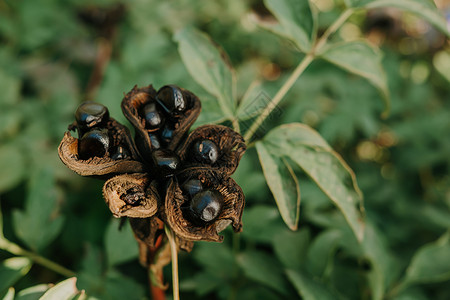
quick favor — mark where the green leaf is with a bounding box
[263,0,316,52]
[261,123,365,241]
[256,142,300,230]
[402,232,450,285]
[2,288,14,300]
[105,219,139,267]
[237,251,290,296]
[353,0,450,37]
[0,70,21,106]
[273,228,310,269]
[39,278,81,300]
[16,284,50,300]
[0,144,25,193]
[12,168,64,251]
[0,257,32,294]
[174,27,236,117]
[241,205,287,244]
[306,229,342,277]
[236,81,268,120]
[318,41,389,116]
[286,269,340,300]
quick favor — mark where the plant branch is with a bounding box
[0,237,76,278]
[242,8,355,143]
[164,226,179,300]
[243,52,314,142]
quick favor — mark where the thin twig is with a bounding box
[0,238,76,278]
[242,8,355,143]
[164,226,179,300]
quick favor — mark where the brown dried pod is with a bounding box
[58,118,145,178]
[102,173,158,218]
[177,125,246,176]
[121,85,201,157]
[163,168,244,242]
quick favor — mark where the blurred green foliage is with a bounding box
[0,0,449,299]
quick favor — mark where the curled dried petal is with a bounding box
[103,173,158,218]
[163,168,244,242]
[178,125,246,176]
[58,118,145,178]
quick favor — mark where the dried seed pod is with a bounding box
[58,118,145,178]
[75,101,110,134]
[122,85,201,153]
[163,168,244,242]
[103,173,158,218]
[178,125,246,176]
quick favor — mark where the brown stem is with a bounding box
[85,37,113,100]
[147,219,166,300]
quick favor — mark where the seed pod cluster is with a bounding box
[58,83,246,260]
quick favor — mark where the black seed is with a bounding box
[149,133,161,149]
[156,85,186,116]
[75,101,109,131]
[143,102,162,128]
[78,129,110,159]
[181,179,203,197]
[192,139,219,164]
[152,149,180,176]
[111,146,129,160]
[160,125,174,144]
[189,190,223,222]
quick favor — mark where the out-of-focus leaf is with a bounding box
[241,205,287,244]
[105,219,139,267]
[256,142,300,230]
[0,257,32,294]
[39,278,81,300]
[318,41,389,116]
[236,81,268,120]
[0,110,21,140]
[351,0,450,37]
[174,27,236,117]
[262,0,316,52]
[2,288,14,300]
[237,251,290,296]
[433,50,450,83]
[103,270,145,300]
[16,284,50,300]
[12,168,64,251]
[192,96,227,128]
[0,144,25,193]
[261,123,365,241]
[0,71,21,106]
[193,242,235,275]
[361,221,396,300]
[401,232,450,286]
[286,269,340,300]
[273,228,310,269]
[306,229,342,277]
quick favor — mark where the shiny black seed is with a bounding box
[143,102,162,128]
[181,179,203,197]
[160,125,174,144]
[152,149,180,176]
[189,190,223,223]
[78,129,110,159]
[149,133,161,149]
[111,146,129,160]
[75,101,109,130]
[156,85,186,115]
[192,139,219,164]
